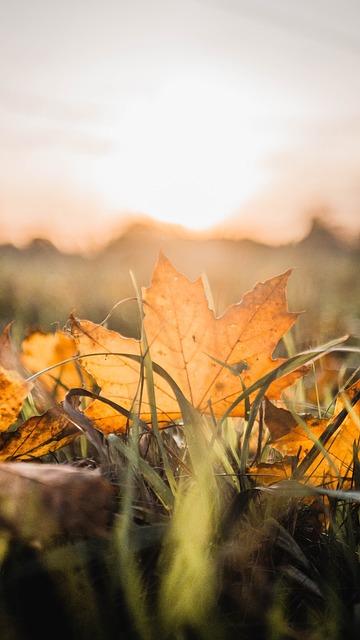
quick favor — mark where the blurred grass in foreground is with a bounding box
[0,331,359,639]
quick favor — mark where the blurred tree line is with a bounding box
[1,217,359,353]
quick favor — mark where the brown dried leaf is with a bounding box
[0,403,79,461]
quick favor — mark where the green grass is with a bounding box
[0,333,359,639]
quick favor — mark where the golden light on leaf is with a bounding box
[0,365,32,432]
[249,460,293,487]
[70,252,307,433]
[20,329,91,402]
[0,404,79,461]
[253,381,360,488]
[264,397,325,456]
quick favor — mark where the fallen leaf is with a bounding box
[253,381,360,487]
[0,365,32,431]
[0,403,79,461]
[264,397,325,453]
[249,460,293,486]
[20,329,92,404]
[70,252,306,432]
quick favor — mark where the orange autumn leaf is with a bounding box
[249,460,294,486]
[0,404,79,461]
[0,365,32,431]
[254,382,360,488]
[20,329,92,403]
[264,397,326,457]
[70,252,306,433]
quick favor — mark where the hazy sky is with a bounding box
[1,0,360,250]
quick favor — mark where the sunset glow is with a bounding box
[1,0,360,251]
[84,72,282,230]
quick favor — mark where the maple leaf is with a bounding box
[0,365,32,432]
[0,324,32,431]
[263,397,325,454]
[0,326,81,461]
[0,404,79,461]
[70,253,306,433]
[20,329,93,405]
[251,382,360,488]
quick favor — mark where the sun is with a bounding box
[82,71,279,233]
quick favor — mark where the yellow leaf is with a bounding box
[0,404,79,461]
[264,397,325,457]
[258,380,360,487]
[249,460,293,486]
[0,365,32,431]
[70,253,306,433]
[20,329,91,403]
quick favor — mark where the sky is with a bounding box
[1,0,360,252]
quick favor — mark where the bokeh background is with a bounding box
[1,0,359,352]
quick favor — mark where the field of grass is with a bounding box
[0,338,359,639]
[0,217,359,639]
